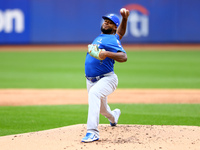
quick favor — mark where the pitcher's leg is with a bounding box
[87,86,101,136]
[100,97,115,123]
[86,73,118,136]
[99,74,118,123]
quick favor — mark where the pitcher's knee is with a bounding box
[89,88,101,99]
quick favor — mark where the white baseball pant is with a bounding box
[86,72,118,137]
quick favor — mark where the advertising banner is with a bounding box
[0,0,200,44]
[0,0,30,44]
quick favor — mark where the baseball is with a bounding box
[120,8,127,13]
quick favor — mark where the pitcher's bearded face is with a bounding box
[101,25,113,34]
[101,19,117,34]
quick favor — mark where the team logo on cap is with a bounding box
[108,14,119,26]
[108,14,114,17]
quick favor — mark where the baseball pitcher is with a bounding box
[82,8,130,142]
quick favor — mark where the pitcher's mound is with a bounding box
[0,124,200,150]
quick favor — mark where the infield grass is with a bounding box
[0,104,200,136]
[0,50,200,88]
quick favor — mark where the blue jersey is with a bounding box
[85,34,126,77]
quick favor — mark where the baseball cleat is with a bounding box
[110,122,117,126]
[81,132,99,143]
[110,109,121,126]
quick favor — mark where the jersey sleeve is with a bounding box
[104,34,126,53]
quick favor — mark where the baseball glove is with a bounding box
[88,44,105,60]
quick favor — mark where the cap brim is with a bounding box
[102,16,109,20]
[102,16,116,25]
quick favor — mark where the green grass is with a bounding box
[0,49,200,137]
[0,104,200,136]
[0,51,86,88]
[115,50,200,88]
[0,50,200,88]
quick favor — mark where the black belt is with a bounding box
[86,75,105,83]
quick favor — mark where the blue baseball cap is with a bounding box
[102,14,120,27]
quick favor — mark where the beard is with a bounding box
[101,25,114,34]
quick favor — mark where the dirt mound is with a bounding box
[0,124,200,150]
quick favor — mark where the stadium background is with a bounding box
[1,0,200,44]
